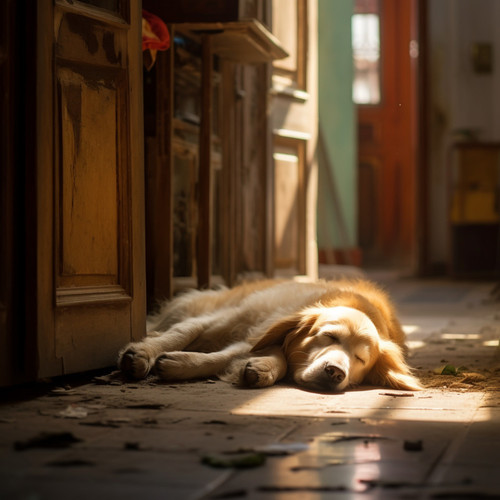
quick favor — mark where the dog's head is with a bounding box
[251,305,422,392]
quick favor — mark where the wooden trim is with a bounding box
[270,83,309,102]
[318,248,363,267]
[197,34,213,289]
[55,0,130,27]
[273,128,311,141]
[148,38,174,303]
[264,62,274,278]
[220,61,237,285]
[23,0,41,382]
[56,285,132,306]
[37,0,59,378]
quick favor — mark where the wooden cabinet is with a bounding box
[145,26,274,298]
[448,143,500,277]
[144,0,318,301]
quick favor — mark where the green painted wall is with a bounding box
[317,0,357,252]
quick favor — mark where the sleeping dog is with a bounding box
[118,279,422,392]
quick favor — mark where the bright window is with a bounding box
[352,13,381,104]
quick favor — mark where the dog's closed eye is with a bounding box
[355,354,366,365]
[325,333,341,344]
[319,326,346,344]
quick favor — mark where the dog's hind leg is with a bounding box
[153,341,250,381]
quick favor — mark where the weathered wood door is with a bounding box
[36,0,145,378]
[271,0,318,278]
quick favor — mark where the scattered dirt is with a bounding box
[418,368,500,392]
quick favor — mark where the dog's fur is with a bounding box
[118,279,422,392]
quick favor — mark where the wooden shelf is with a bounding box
[176,20,288,63]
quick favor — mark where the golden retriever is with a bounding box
[118,279,422,392]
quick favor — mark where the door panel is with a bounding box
[36,0,145,378]
[356,0,418,268]
[273,139,306,272]
[55,64,130,299]
[272,0,306,89]
[271,0,318,279]
[57,69,117,284]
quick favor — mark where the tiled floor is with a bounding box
[1,272,500,499]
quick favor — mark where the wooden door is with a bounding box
[271,0,318,279]
[356,0,418,268]
[35,0,145,378]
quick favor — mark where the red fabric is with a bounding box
[142,9,170,52]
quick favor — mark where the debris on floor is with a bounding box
[1,277,500,498]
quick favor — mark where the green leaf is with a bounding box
[436,364,458,375]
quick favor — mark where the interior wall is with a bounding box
[427,0,500,269]
[317,0,357,256]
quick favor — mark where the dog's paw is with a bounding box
[243,359,278,388]
[118,344,155,379]
[154,352,193,380]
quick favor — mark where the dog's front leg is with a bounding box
[241,346,287,388]
[118,317,209,379]
[154,341,250,381]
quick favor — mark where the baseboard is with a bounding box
[318,247,363,267]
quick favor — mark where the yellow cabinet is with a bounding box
[448,143,500,277]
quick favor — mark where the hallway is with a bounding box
[1,274,500,499]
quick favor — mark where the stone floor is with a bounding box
[1,271,500,499]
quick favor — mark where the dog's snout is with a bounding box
[325,364,346,384]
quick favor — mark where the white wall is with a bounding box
[428,0,500,267]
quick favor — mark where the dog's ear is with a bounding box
[365,339,423,391]
[250,311,315,353]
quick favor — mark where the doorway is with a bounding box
[354,0,422,270]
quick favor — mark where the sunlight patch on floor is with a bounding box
[441,333,481,340]
[402,324,420,334]
[230,386,488,423]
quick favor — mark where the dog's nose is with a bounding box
[325,364,346,384]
